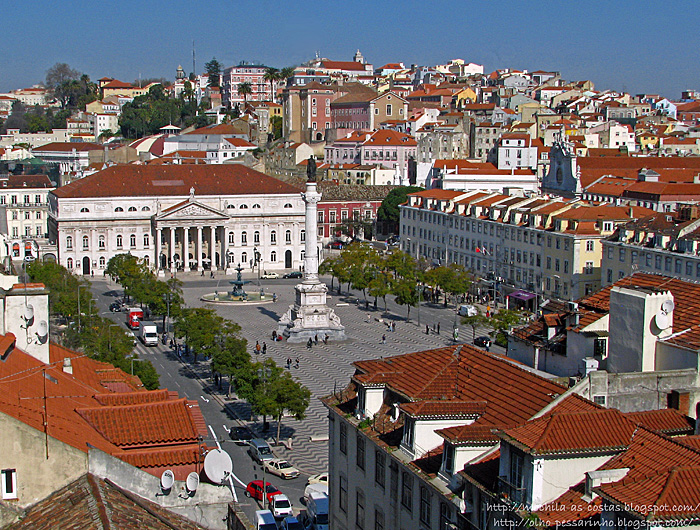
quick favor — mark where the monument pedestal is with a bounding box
[278,281,345,342]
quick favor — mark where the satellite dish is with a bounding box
[655,310,670,330]
[661,299,675,313]
[186,472,200,495]
[203,448,232,485]
[160,469,175,492]
[37,320,48,338]
[24,304,34,323]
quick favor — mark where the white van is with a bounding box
[458,304,478,317]
[305,491,329,530]
[255,509,277,530]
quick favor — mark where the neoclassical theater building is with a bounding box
[49,165,307,276]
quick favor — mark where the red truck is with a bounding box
[126,307,144,330]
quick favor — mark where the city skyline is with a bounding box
[2,0,699,98]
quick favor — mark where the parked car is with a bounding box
[306,472,328,487]
[109,302,122,312]
[269,493,293,519]
[280,515,304,530]
[474,336,492,348]
[245,480,281,505]
[229,426,253,446]
[248,438,274,463]
[260,271,279,279]
[255,510,277,530]
[282,271,302,279]
[264,458,300,479]
[327,241,343,250]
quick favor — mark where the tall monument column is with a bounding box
[278,156,345,342]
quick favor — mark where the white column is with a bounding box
[155,228,162,271]
[209,226,216,270]
[169,227,176,272]
[222,227,228,271]
[197,226,203,271]
[184,227,190,270]
[302,181,321,283]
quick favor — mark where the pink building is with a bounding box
[221,63,273,108]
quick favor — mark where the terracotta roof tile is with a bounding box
[624,409,695,436]
[401,400,487,419]
[534,481,602,527]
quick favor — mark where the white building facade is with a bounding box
[48,165,306,276]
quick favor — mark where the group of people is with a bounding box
[254,341,267,355]
[286,357,300,369]
[306,334,328,349]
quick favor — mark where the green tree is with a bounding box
[105,254,150,304]
[205,58,223,88]
[376,186,422,235]
[318,256,339,291]
[237,82,253,104]
[278,66,295,85]
[392,278,419,321]
[368,269,393,313]
[45,63,81,107]
[488,309,524,347]
[461,311,490,343]
[270,115,283,139]
[211,332,249,397]
[425,264,471,307]
[174,307,234,362]
[264,67,279,100]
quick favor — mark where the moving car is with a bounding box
[306,472,328,486]
[109,302,122,312]
[269,493,293,519]
[248,438,274,463]
[474,336,492,348]
[282,271,302,279]
[245,480,281,505]
[229,426,253,446]
[260,271,279,279]
[264,458,300,479]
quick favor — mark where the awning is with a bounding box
[508,290,536,301]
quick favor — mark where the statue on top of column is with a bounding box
[306,156,317,182]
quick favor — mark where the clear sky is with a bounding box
[2,0,699,98]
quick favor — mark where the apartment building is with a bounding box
[220,63,272,108]
[400,189,653,302]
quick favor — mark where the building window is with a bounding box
[80,207,89,213]
[116,235,123,248]
[439,503,453,530]
[586,240,594,251]
[11,211,17,220]
[401,472,412,512]
[356,490,365,529]
[254,231,260,244]
[66,236,73,249]
[241,252,247,264]
[270,251,276,262]
[1,469,17,500]
[24,211,30,220]
[228,232,234,244]
[285,230,291,243]
[98,235,105,249]
[509,451,524,503]
[585,261,594,274]
[301,230,306,242]
[443,442,455,474]
[128,206,137,212]
[241,232,247,245]
[420,486,431,526]
[375,450,385,488]
[594,337,607,357]
[67,258,73,269]
[340,422,347,454]
[356,434,365,470]
[130,234,136,248]
[339,475,348,513]
[270,230,277,244]
[35,212,41,220]
[374,509,384,530]
[403,417,414,449]
[593,395,607,406]
[82,235,89,249]
[99,256,106,267]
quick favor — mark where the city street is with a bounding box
[89,271,501,523]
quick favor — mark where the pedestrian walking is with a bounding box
[307,338,312,349]
[210,270,214,278]
[426,324,430,335]
[273,293,277,302]
[286,357,292,369]
[295,357,300,369]
[201,270,205,277]
[366,314,371,323]
[324,334,329,344]
[437,322,440,335]
[262,342,267,355]
[314,334,319,345]
[272,330,277,341]
[255,341,261,355]
[381,334,386,344]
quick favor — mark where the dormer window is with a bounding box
[402,417,415,449]
[443,442,455,474]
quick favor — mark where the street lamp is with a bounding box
[130,356,144,376]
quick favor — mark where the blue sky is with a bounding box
[2,0,699,98]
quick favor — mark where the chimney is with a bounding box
[668,390,690,416]
[63,357,73,375]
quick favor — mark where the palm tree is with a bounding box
[279,66,295,85]
[263,67,279,102]
[237,82,252,105]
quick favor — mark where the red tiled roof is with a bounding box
[33,142,103,152]
[401,400,487,419]
[408,189,464,200]
[500,409,637,455]
[321,60,366,71]
[624,409,695,435]
[363,129,417,147]
[535,482,602,527]
[678,435,700,451]
[225,137,256,147]
[51,164,301,199]
[102,79,136,89]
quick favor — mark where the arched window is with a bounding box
[143,234,150,247]
[240,204,248,209]
[241,252,247,264]
[254,231,260,244]
[80,207,89,213]
[130,234,136,248]
[284,203,293,208]
[128,206,137,212]
[252,204,261,209]
[116,235,123,247]
[115,207,124,212]
[99,256,106,267]
[226,204,235,209]
[98,235,105,249]
[144,255,149,265]
[301,230,306,242]
[285,230,291,243]
[270,231,277,244]
[228,232,234,244]
[301,250,305,260]
[241,231,247,245]
[82,235,89,249]
[66,235,73,249]
[67,258,73,269]
[142,206,150,211]
[271,251,277,262]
